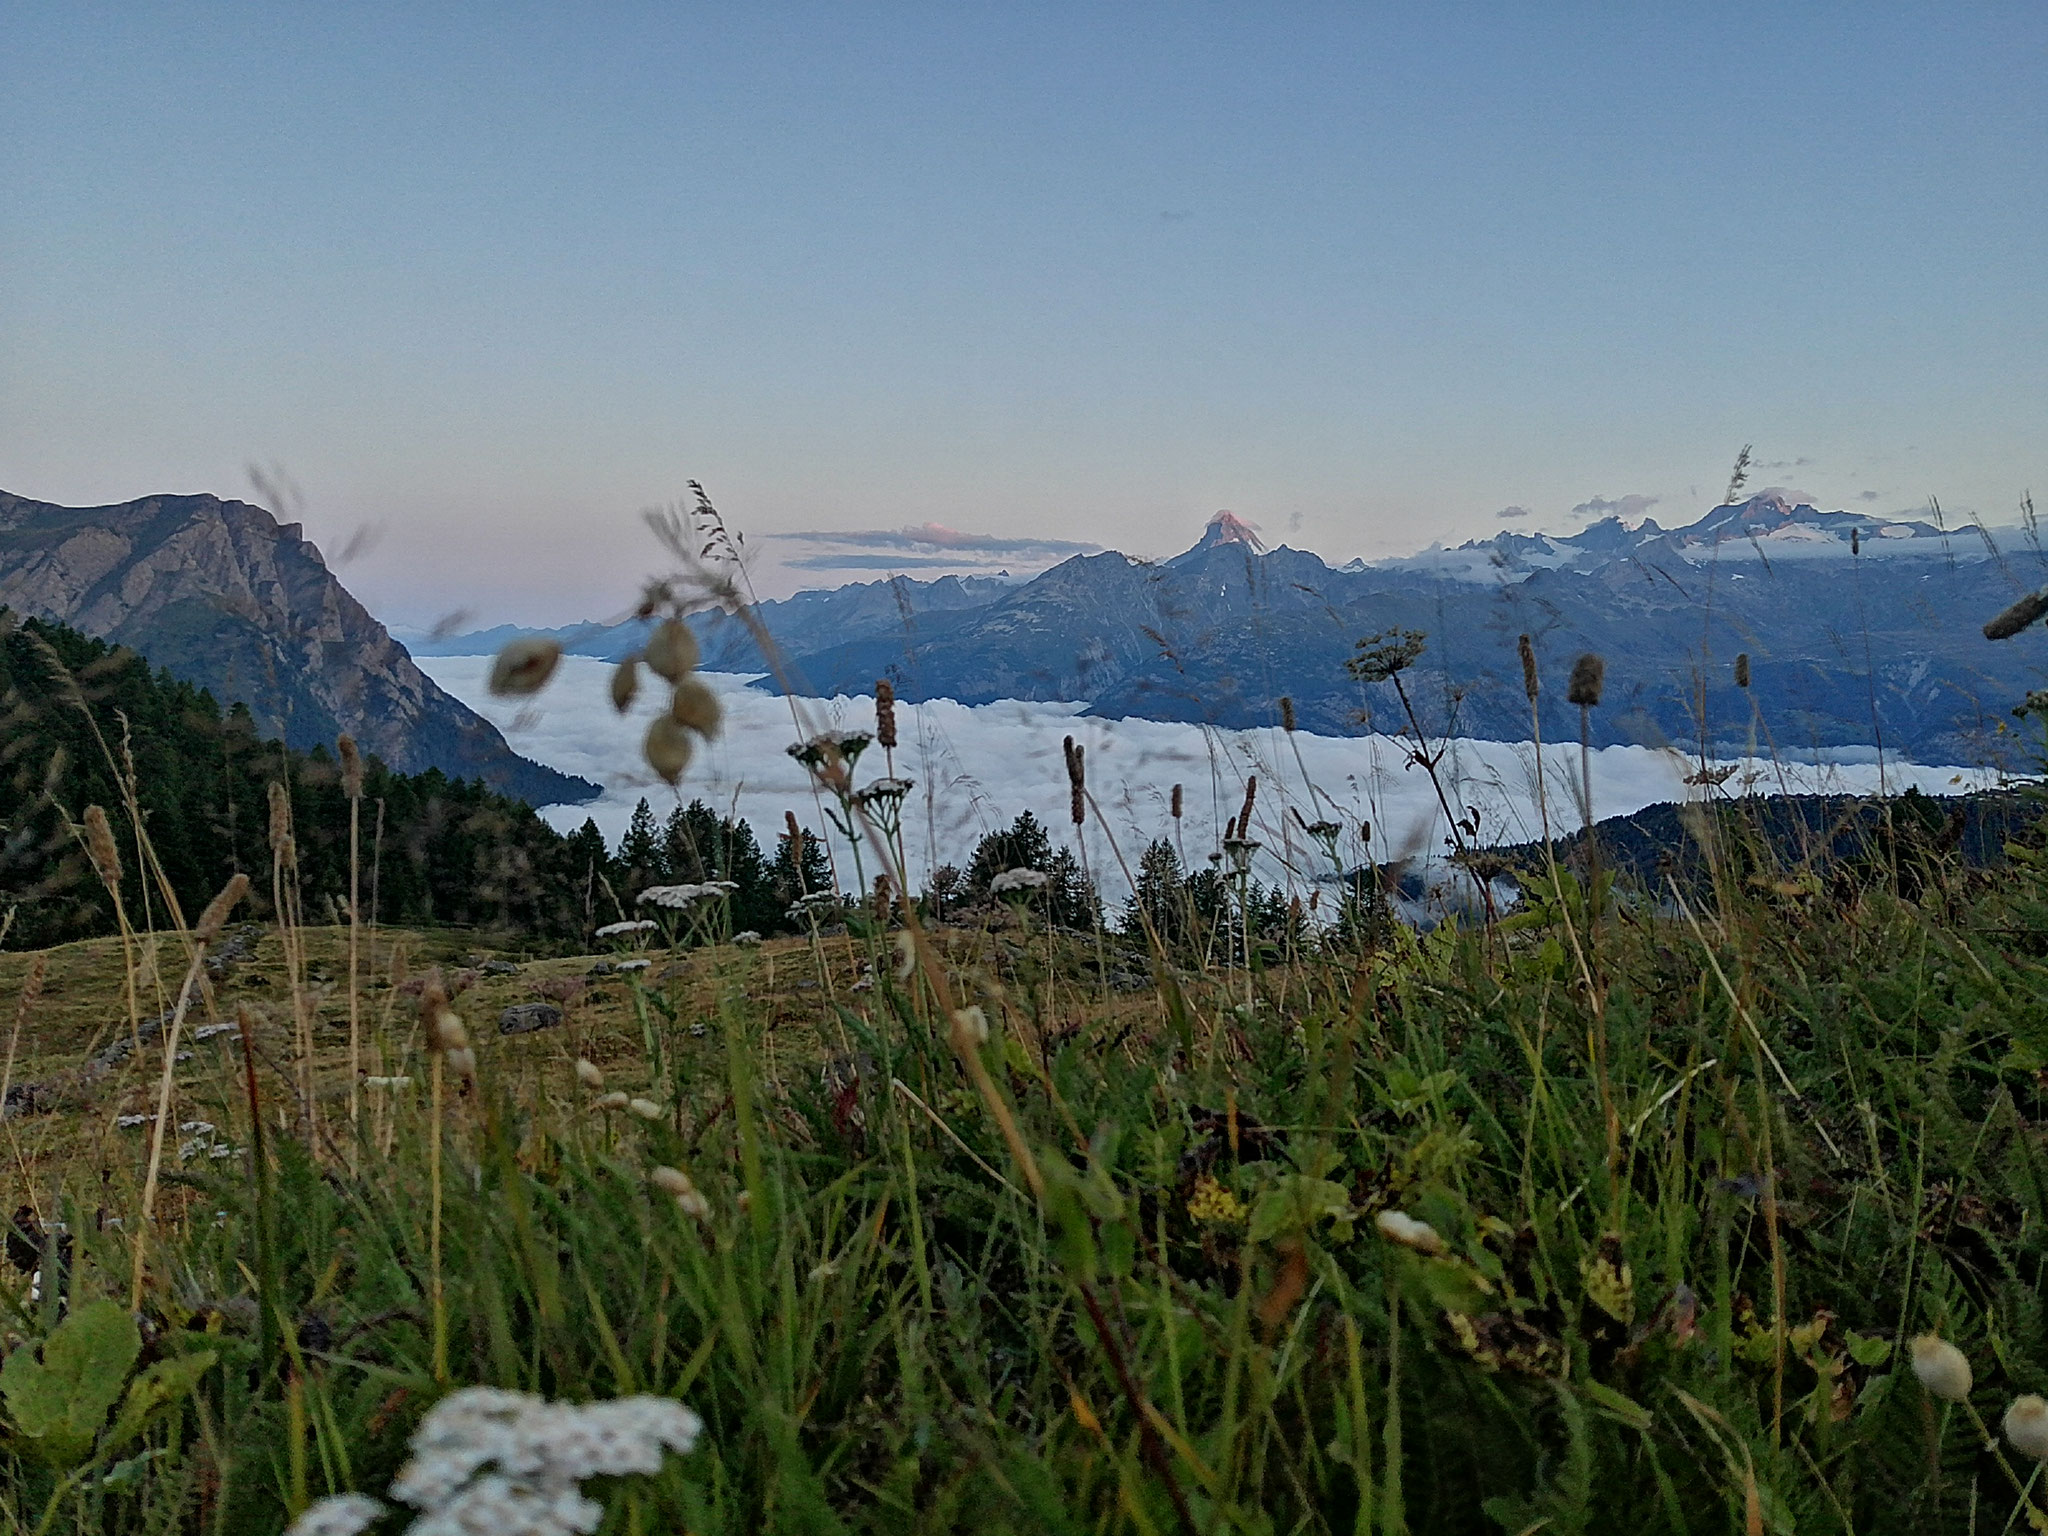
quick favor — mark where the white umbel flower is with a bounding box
[1910,1335,1973,1403]
[594,919,657,938]
[286,1493,385,1536]
[989,868,1049,894]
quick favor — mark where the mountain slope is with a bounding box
[0,491,595,805]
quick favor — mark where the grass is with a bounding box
[5,797,2048,1533]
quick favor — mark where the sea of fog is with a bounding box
[423,655,1994,899]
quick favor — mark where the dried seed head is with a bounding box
[82,804,121,892]
[267,782,294,862]
[874,679,897,749]
[628,1097,664,1121]
[575,1058,605,1091]
[1171,783,1183,820]
[488,636,562,697]
[643,618,699,682]
[785,810,801,847]
[1910,1335,1973,1403]
[337,734,364,798]
[1517,634,1539,702]
[1985,587,2048,641]
[2006,1395,2048,1460]
[1851,527,1861,556]
[427,1006,469,1055]
[1734,652,1750,689]
[643,715,694,784]
[595,1090,631,1112]
[893,930,916,980]
[1237,777,1258,840]
[1064,736,1085,826]
[444,1046,477,1080]
[1374,1209,1443,1255]
[610,656,641,714]
[669,677,723,739]
[193,872,250,943]
[1279,696,1296,732]
[950,1005,990,1048]
[1566,653,1606,708]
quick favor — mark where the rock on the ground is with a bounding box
[498,1003,564,1036]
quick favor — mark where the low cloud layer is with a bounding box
[1571,493,1660,521]
[768,523,1100,574]
[422,656,1984,900]
[1495,504,1532,520]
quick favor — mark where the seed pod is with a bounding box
[337,734,364,799]
[83,805,121,892]
[1374,1209,1444,1255]
[628,1097,664,1121]
[1170,784,1183,820]
[610,656,641,714]
[643,715,694,784]
[1566,653,1606,708]
[669,677,723,739]
[575,1058,605,1091]
[595,1090,631,1112]
[643,618,699,682]
[875,680,897,749]
[1518,634,1539,702]
[1734,653,1750,689]
[488,636,562,696]
[1985,587,2048,641]
[649,1165,694,1198]
[1910,1335,1973,1403]
[1279,696,1296,732]
[193,872,250,943]
[2007,1395,2048,1460]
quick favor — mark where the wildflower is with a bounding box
[1347,628,1426,684]
[787,729,872,774]
[609,656,640,714]
[595,1091,630,1112]
[179,1120,216,1136]
[628,1097,664,1121]
[285,1492,385,1536]
[116,1113,154,1129]
[643,618,700,682]
[488,637,562,697]
[1566,653,1605,708]
[989,868,1049,895]
[594,918,657,938]
[1186,1175,1248,1226]
[1374,1209,1445,1255]
[1910,1335,1973,1402]
[893,931,916,980]
[733,930,762,946]
[637,883,726,908]
[852,776,914,807]
[575,1059,605,1091]
[643,715,693,784]
[365,1075,414,1089]
[950,1006,990,1047]
[1986,587,2048,641]
[288,1386,704,1536]
[2006,1395,2048,1460]
[617,958,651,973]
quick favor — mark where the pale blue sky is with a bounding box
[2,3,2042,624]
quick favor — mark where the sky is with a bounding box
[3,4,2043,627]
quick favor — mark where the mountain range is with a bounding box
[431,494,2048,769]
[0,490,595,805]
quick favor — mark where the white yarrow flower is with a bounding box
[989,868,1049,894]
[286,1493,387,1536]
[594,919,657,938]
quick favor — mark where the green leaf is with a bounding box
[1248,1176,1352,1244]
[1099,1219,1136,1281]
[1845,1330,1893,1368]
[0,1300,142,1468]
[1583,1381,1653,1432]
[107,1350,217,1452]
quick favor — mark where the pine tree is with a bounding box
[662,800,725,884]
[1124,838,1188,947]
[1044,845,1100,931]
[617,798,664,892]
[771,826,834,927]
[966,811,1056,899]
[721,815,779,935]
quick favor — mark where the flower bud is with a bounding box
[489,636,562,697]
[595,1091,630,1112]
[669,678,723,738]
[644,715,694,784]
[2007,1395,2048,1460]
[575,1058,605,1091]
[1910,1334,1973,1403]
[610,657,640,714]
[643,619,699,682]
[628,1097,664,1121]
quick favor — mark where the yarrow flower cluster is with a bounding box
[988,867,1049,895]
[787,730,872,772]
[287,1387,703,1536]
[636,882,737,909]
[594,919,657,939]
